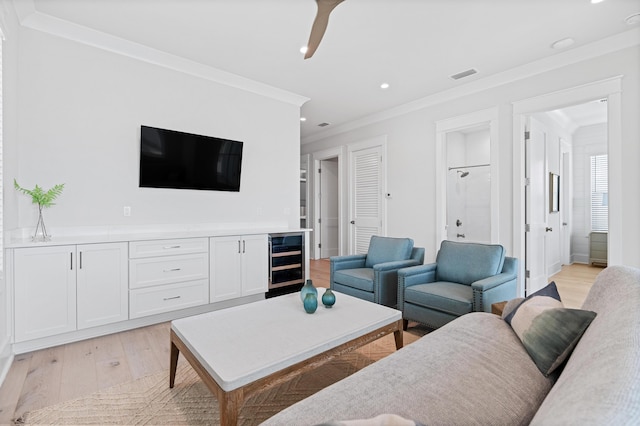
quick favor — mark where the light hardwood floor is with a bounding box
[0,260,601,424]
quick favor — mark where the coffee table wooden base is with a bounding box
[169,320,403,426]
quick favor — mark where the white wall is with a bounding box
[572,123,608,264]
[8,25,303,238]
[0,0,21,386]
[302,46,640,268]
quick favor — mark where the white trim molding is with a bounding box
[14,4,309,107]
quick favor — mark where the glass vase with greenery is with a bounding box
[14,179,65,241]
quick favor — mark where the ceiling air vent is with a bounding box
[450,68,478,80]
[317,122,331,127]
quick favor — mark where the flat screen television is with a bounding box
[139,125,243,192]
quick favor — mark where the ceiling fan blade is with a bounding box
[304,0,345,59]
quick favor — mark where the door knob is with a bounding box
[350,220,355,224]
[545,227,553,232]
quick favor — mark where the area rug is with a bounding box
[18,329,428,425]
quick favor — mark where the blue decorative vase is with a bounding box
[300,279,317,303]
[322,288,336,308]
[303,293,318,314]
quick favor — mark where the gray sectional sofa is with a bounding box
[262,265,640,425]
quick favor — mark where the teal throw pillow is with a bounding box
[504,281,597,376]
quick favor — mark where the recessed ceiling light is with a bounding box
[590,0,606,4]
[625,13,640,25]
[300,46,308,54]
[551,37,575,49]
[380,83,390,89]
[300,117,307,122]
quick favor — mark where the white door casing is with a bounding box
[348,136,387,254]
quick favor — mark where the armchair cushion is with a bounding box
[333,269,375,292]
[365,236,414,268]
[405,282,473,316]
[435,240,505,285]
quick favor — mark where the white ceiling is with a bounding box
[19,0,640,140]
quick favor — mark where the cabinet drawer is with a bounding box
[129,280,209,319]
[129,238,208,258]
[129,253,208,289]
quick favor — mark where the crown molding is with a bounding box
[14,2,309,107]
[301,27,640,145]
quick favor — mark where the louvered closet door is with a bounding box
[349,145,384,254]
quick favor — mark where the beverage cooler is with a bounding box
[268,232,305,296]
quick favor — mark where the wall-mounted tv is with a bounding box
[139,125,243,192]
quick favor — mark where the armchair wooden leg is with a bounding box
[402,319,408,331]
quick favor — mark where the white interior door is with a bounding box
[319,158,339,258]
[349,144,384,254]
[525,117,549,295]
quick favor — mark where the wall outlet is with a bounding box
[123,206,131,217]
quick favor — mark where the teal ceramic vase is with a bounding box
[300,279,317,303]
[303,292,318,314]
[322,288,336,308]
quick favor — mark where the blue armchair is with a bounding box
[330,236,425,308]
[398,240,518,330]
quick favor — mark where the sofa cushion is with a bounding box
[333,269,375,292]
[504,281,597,376]
[404,282,473,316]
[435,241,505,285]
[262,313,554,426]
[364,236,414,268]
[531,266,640,425]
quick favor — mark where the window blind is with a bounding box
[590,154,608,232]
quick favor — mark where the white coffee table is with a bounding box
[169,289,403,426]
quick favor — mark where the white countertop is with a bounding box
[171,289,401,392]
[6,226,312,248]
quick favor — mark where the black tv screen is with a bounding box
[139,125,243,192]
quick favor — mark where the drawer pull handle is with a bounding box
[163,295,181,301]
[163,245,181,249]
[163,268,182,272]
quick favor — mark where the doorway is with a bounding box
[513,77,621,296]
[446,126,492,243]
[436,107,500,253]
[313,147,343,260]
[319,158,339,258]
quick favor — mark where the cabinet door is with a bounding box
[14,245,77,342]
[210,236,242,302]
[241,234,268,296]
[77,242,129,329]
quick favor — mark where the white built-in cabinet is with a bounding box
[77,243,129,329]
[129,238,209,319]
[14,242,128,342]
[10,229,304,352]
[210,234,268,303]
